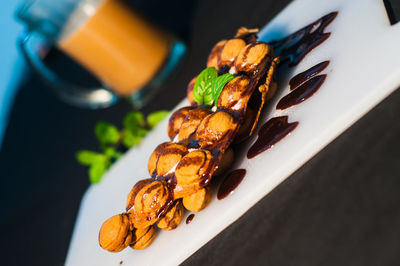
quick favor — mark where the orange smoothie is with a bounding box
[58,0,170,96]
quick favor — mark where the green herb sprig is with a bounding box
[193,67,234,106]
[76,110,169,184]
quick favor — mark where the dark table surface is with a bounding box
[1,0,400,265]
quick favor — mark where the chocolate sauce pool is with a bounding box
[186,214,195,224]
[277,74,327,110]
[217,169,246,200]
[247,116,298,159]
[289,61,330,90]
[271,12,337,66]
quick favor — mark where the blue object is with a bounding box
[0,0,27,150]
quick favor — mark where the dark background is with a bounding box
[1,0,400,265]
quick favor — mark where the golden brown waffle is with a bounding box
[98,27,279,252]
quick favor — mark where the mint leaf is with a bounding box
[123,112,145,133]
[137,127,149,137]
[113,151,123,160]
[89,160,110,184]
[193,67,218,105]
[130,127,148,139]
[104,147,123,162]
[95,121,120,145]
[104,147,117,158]
[211,73,234,104]
[203,88,215,106]
[76,150,107,166]
[122,130,146,148]
[147,111,169,128]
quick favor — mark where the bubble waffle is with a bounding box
[99,27,279,252]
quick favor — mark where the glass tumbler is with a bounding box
[17,0,186,108]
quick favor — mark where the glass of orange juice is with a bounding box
[16,0,186,108]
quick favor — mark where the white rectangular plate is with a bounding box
[66,0,400,265]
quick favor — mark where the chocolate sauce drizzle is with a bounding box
[271,12,338,66]
[247,116,298,159]
[186,214,195,224]
[183,13,337,228]
[289,61,329,90]
[217,169,246,200]
[277,74,327,110]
